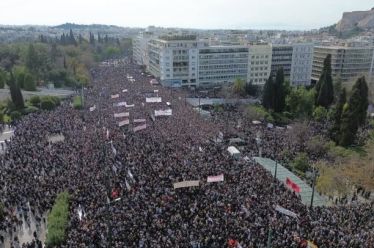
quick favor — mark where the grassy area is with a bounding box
[316,133,374,198]
[45,192,70,247]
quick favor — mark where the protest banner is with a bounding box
[114,112,129,118]
[173,180,200,189]
[207,174,224,183]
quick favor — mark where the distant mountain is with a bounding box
[53,23,122,30]
[336,7,374,32]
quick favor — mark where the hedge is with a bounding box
[45,191,70,247]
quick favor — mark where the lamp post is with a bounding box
[310,167,318,208]
[273,131,278,180]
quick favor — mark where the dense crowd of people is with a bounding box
[0,59,373,248]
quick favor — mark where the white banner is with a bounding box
[275,205,298,218]
[207,174,224,183]
[111,94,120,99]
[134,119,146,123]
[155,109,172,116]
[118,119,130,127]
[122,89,128,93]
[146,97,162,103]
[173,180,200,189]
[125,102,135,108]
[114,112,129,118]
[133,123,147,132]
[113,102,126,107]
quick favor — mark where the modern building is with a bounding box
[147,35,206,87]
[135,33,316,88]
[248,44,272,85]
[290,43,314,86]
[271,44,293,78]
[198,46,249,88]
[271,43,314,86]
[312,45,374,82]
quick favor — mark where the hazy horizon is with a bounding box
[0,0,373,30]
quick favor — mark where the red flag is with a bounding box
[286,177,301,193]
[228,239,238,248]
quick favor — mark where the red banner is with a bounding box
[286,177,301,193]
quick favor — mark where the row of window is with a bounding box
[251,61,269,65]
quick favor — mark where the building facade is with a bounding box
[198,46,249,88]
[271,44,293,78]
[135,33,316,88]
[248,44,272,85]
[290,43,314,86]
[312,45,374,82]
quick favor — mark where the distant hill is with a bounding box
[336,7,374,32]
[53,23,122,30]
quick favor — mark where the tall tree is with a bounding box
[330,88,346,141]
[339,77,369,146]
[25,44,38,73]
[315,54,334,108]
[69,29,77,45]
[355,76,369,126]
[8,72,25,109]
[274,68,286,112]
[262,76,275,110]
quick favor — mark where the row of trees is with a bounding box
[260,54,369,147]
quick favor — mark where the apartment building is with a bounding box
[312,45,374,82]
[248,44,272,85]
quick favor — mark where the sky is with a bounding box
[0,0,373,30]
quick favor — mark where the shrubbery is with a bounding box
[292,152,310,174]
[45,192,70,247]
[40,96,60,110]
[72,96,82,109]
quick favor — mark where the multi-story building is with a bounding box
[135,33,316,88]
[290,43,314,86]
[248,44,272,85]
[133,32,154,66]
[147,35,205,87]
[312,45,374,82]
[271,44,293,78]
[271,43,314,86]
[198,46,249,88]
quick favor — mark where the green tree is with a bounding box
[330,88,346,141]
[262,76,275,110]
[25,44,38,73]
[0,67,7,88]
[313,106,328,122]
[286,87,315,118]
[233,78,246,96]
[355,76,369,126]
[23,73,36,91]
[274,68,286,113]
[333,74,342,102]
[8,72,25,109]
[339,77,369,146]
[315,54,334,108]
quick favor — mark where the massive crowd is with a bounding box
[0,59,373,248]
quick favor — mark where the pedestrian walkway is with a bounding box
[253,157,328,207]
